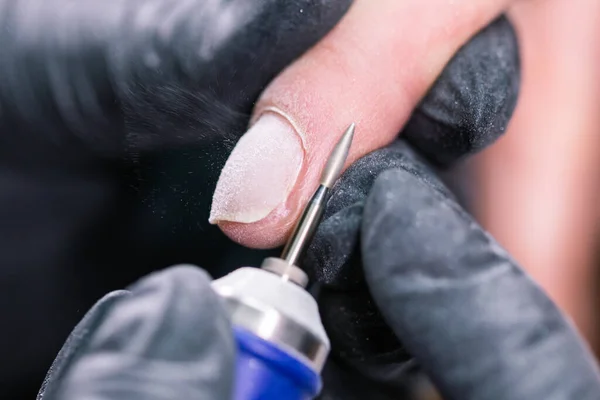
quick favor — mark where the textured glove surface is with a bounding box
[37,266,235,400]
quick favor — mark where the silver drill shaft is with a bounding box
[280,123,356,267]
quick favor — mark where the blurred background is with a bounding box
[414,1,600,397]
[472,0,600,355]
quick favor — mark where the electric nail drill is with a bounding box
[212,123,355,400]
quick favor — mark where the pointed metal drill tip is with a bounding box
[320,123,356,188]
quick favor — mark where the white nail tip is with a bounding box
[209,112,303,224]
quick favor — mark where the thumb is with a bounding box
[209,0,512,248]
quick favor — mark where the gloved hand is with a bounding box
[0,0,351,396]
[37,11,599,400]
[309,138,600,400]
[36,166,600,400]
[36,266,236,400]
[303,12,600,400]
[305,16,525,399]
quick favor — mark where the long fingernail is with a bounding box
[209,112,304,224]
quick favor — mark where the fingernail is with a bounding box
[209,112,304,224]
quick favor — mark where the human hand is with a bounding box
[210,0,519,249]
[306,140,600,398]
[2,0,518,394]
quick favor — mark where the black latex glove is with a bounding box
[304,15,600,400]
[311,137,600,400]
[37,266,236,400]
[0,0,352,396]
[363,150,600,399]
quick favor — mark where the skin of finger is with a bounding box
[362,168,600,400]
[218,0,513,248]
[53,265,235,400]
[473,0,600,348]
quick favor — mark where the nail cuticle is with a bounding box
[252,106,307,150]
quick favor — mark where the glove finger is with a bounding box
[362,167,600,400]
[48,265,234,400]
[306,142,444,396]
[404,15,520,166]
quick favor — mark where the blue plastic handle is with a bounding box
[232,326,322,400]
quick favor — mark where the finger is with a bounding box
[210,0,515,248]
[362,168,600,399]
[49,266,234,400]
[306,141,451,287]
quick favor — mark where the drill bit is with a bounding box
[280,123,356,267]
[320,123,356,189]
